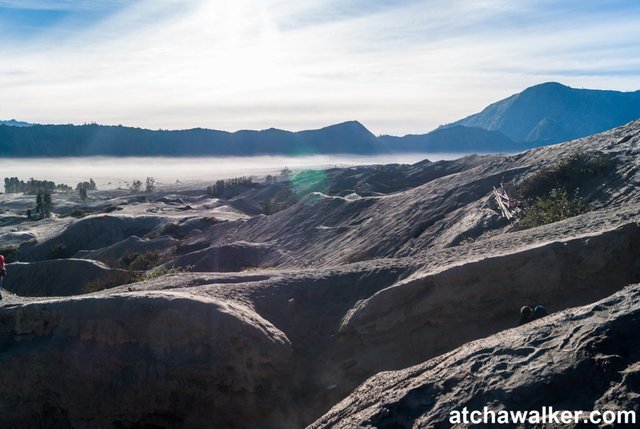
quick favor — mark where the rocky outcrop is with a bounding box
[310,284,640,428]
[0,292,292,428]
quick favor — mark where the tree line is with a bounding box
[206,176,253,197]
[4,177,72,194]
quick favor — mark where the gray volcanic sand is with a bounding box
[1,120,640,428]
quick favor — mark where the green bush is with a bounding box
[519,152,610,199]
[518,188,584,229]
[119,251,162,270]
[131,265,193,282]
[514,152,611,229]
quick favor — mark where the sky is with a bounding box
[1,0,639,136]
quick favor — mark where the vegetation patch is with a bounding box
[206,176,256,199]
[119,251,163,271]
[515,152,611,229]
[161,223,188,239]
[84,275,133,294]
[518,152,610,200]
[131,265,193,282]
[0,245,19,259]
[49,243,71,259]
[518,188,584,229]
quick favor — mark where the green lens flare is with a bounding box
[290,169,328,200]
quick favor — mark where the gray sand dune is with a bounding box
[1,120,640,427]
[73,235,178,266]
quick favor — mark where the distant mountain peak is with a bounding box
[527,81,568,89]
[323,120,368,130]
[449,83,640,143]
[314,120,377,139]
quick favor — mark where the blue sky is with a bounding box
[1,0,639,135]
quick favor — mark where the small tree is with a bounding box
[145,177,156,193]
[76,179,96,200]
[131,179,142,192]
[35,192,43,218]
[35,191,52,218]
[43,192,52,216]
[77,183,88,201]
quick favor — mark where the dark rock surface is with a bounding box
[311,284,640,428]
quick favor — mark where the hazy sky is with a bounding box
[1,0,639,135]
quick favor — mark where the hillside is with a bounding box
[0,120,386,157]
[379,125,527,153]
[311,284,640,428]
[448,82,640,143]
[1,120,640,428]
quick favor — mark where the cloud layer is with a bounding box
[1,0,639,135]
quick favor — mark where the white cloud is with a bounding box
[0,0,639,135]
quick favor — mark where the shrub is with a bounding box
[519,152,610,199]
[68,209,90,218]
[119,251,162,271]
[145,177,156,193]
[49,243,70,259]
[518,188,584,229]
[514,152,611,229]
[84,275,133,294]
[0,245,18,259]
[131,179,142,192]
[131,265,193,282]
[161,223,187,239]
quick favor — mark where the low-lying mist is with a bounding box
[0,153,466,190]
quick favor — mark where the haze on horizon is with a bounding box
[1,0,639,136]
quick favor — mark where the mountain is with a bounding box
[2,83,640,156]
[446,82,640,143]
[0,119,32,127]
[379,125,529,152]
[0,120,388,157]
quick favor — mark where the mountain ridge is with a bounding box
[445,82,640,143]
[2,83,640,156]
[0,119,32,127]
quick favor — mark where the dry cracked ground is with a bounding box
[1,120,640,428]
